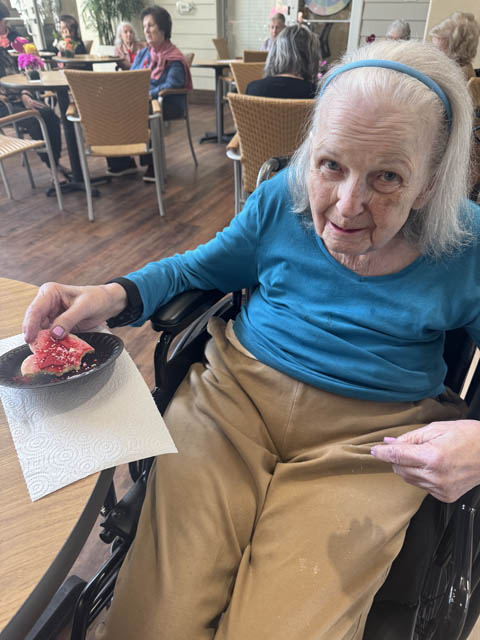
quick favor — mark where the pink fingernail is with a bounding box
[370,448,376,456]
[384,436,397,443]
[51,325,65,339]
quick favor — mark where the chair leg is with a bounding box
[0,159,12,199]
[150,119,166,217]
[184,100,198,167]
[36,115,63,211]
[233,159,241,215]
[22,151,36,188]
[73,122,94,221]
[159,116,167,187]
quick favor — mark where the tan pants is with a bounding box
[100,318,465,640]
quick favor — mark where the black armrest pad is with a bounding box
[150,289,226,333]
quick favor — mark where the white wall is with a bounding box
[359,0,430,43]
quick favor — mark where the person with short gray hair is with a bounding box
[386,18,411,40]
[261,12,285,51]
[247,24,320,98]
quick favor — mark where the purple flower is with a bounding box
[366,34,376,44]
[17,53,45,71]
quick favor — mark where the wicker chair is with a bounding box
[243,50,268,62]
[212,37,230,60]
[157,52,197,168]
[468,77,480,203]
[226,92,314,214]
[0,108,63,210]
[65,69,165,221]
[228,61,265,95]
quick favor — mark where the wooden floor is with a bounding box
[2,103,480,640]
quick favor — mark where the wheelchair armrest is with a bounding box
[150,289,226,335]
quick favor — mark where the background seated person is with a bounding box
[261,12,285,52]
[386,18,411,41]
[107,5,192,181]
[430,11,480,81]
[114,21,144,70]
[52,14,87,55]
[23,40,480,640]
[247,24,319,99]
[0,17,65,184]
[0,1,23,50]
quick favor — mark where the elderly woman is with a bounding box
[113,21,144,70]
[109,5,192,181]
[23,39,480,639]
[430,11,480,80]
[247,24,319,99]
[261,12,286,52]
[386,18,411,40]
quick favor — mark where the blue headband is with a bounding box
[318,60,452,132]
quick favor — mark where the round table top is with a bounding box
[0,277,104,634]
[191,59,237,69]
[51,54,123,64]
[0,71,68,91]
[8,49,55,58]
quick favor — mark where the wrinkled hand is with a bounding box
[371,420,480,503]
[23,282,127,343]
[21,94,47,111]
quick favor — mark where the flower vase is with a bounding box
[60,49,75,58]
[26,69,40,81]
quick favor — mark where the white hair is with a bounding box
[288,39,474,258]
[386,19,411,40]
[114,21,138,47]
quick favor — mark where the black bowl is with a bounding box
[0,332,124,389]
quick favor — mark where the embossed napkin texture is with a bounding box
[0,333,177,501]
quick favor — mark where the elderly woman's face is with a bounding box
[307,98,431,260]
[143,14,165,47]
[122,24,134,45]
[270,19,284,39]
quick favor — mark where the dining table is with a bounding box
[191,59,236,144]
[51,54,122,69]
[0,277,115,640]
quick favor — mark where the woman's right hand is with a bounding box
[23,282,128,343]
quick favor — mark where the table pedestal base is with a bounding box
[199,131,235,144]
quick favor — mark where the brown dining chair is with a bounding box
[64,69,165,221]
[227,92,314,214]
[212,37,230,60]
[242,50,268,63]
[0,107,63,210]
[156,52,197,167]
[229,61,265,95]
[468,77,480,203]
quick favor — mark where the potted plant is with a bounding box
[82,0,144,46]
[17,45,45,80]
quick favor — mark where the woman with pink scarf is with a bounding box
[107,5,192,181]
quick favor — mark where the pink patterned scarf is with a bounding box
[147,40,192,90]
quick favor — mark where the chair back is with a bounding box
[212,37,230,60]
[468,77,480,201]
[243,49,268,62]
[84,39,93,54]
[229,61,265,94]
[468,77,480,109]
[184,52,195,67]
[64,70,151,148]
[227,92,314,193]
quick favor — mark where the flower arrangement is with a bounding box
[17,51,45,80]
[317,59,329,79]
[53,31,80,58]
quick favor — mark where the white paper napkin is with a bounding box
[0,333,177,501]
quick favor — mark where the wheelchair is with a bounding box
[36,160,480,640]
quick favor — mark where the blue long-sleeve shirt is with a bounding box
[131,47,186,116]
[125,170,480,403]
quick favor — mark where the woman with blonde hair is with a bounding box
[114,22,144,70]
[430,11,480,80]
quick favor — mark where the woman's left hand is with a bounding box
[21,93,46,110]
[371,419,480,502]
